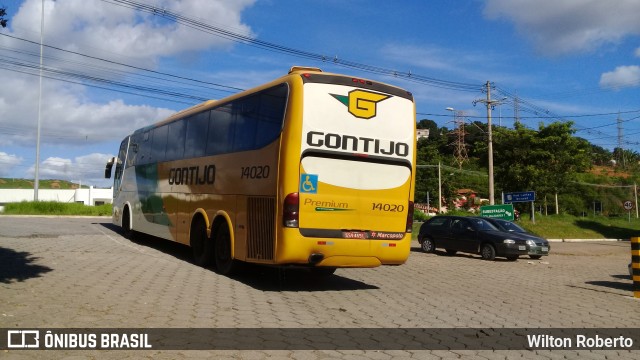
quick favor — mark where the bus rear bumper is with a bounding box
[275,229,411,268]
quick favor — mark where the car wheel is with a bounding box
[529,255,543,260]
[445,249,457,256]
[421,238,435,253]
[506,255,519,261]
[480,244,496,261]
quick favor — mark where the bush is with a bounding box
[3,201,112,216]
[413,209,428,222]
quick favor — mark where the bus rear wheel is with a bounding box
[191,217,213,267]
[214,222,237,275]
[122,207,134,240]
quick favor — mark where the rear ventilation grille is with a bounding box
[247,197,275,261]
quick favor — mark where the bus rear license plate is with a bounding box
[343,231,366,239]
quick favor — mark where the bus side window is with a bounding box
[206,105,234,155]
[255,84,288,148]
[232,95,259,152]
[137,131,151,165]
[151,125,169,163]
[184,112,210,159]
[166,119,187,161]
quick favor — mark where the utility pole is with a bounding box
[474,81,506,205]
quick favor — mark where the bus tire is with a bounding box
[214,221,236,275]
[191,217,213,267]
[122,206,134,240]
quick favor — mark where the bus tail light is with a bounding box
[406,201,414,233]
[283,192,299,228]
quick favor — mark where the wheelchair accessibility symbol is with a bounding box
[300,174,318,194]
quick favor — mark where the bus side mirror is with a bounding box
[105,157,115,179]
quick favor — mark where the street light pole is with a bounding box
[438,161,442,213]
[34,0,44,201]
[416,164,443,213]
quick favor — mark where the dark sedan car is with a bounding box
[417,216,529,261]
[484,218,550,259]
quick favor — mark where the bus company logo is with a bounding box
[331,90,390,119]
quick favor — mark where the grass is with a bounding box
[412,213,640,240]
[2,201,112,216]
[517,213,640,239]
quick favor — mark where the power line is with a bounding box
[0,33,243,93]
[100,0,482,92]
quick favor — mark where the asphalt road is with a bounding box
[0,216,639,359]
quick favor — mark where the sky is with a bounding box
[0,0,639,187]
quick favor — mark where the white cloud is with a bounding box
[0,72,175,147]
[0,0,255,149]
[483,0,640,55]
[0,152,23,176]
[11,0,256,60]
[599,65,640,89]
[27,153,113,184]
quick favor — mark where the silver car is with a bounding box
[484,218,550,259]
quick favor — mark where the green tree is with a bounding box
[492,121,591,209]
[1,7,8,28]
[587,143,612,166]
[414,119,455,208]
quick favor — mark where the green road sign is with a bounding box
[480,204,515,221]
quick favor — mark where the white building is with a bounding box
[417,128,430,140]
[0,187,113,212]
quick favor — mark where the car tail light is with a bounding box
[283,192,299,228]
[406,200,414,233]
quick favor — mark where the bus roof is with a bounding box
[138,65,411,132]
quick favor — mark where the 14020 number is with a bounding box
[241,165,270,179]
[372,203,405,212]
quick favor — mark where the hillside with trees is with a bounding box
[416,119,640,217]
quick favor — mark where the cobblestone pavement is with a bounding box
[1,216,639,359]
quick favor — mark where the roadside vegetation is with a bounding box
[411,118,640,241]
[413,212,640,240]
[2,201,112,216]
[416,120,640,217]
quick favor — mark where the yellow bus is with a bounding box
[105,66,416,275]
